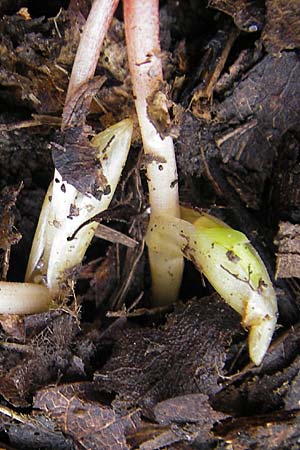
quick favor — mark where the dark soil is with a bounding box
[1,0,300,449]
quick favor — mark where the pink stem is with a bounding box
[124,0,180,216]
[66,0,119,103]
[124,0,183,303]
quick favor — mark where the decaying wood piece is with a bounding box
[275,222,300,279]
[188,26,239,119]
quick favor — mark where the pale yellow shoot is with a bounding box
[26,119,133,299]
[146,207,278,365]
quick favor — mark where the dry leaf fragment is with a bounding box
[35,382,141,450]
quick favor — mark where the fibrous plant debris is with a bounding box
[1,0,300,449]
[0,311,79,407]
[0,184,22,279]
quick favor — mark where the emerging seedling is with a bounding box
[124,0,184,305]
[0,1,130,315]
[67,0,184,306]
[146,206,278,365]
[66,0,119,102]
[26,119,133,299]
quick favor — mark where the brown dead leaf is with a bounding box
[61,76,106,129]
[35,382,141,450]
[128,421,207,450]
[215,357,300,417]
[154,393,227,425]
[53,76,109,200]
[127,423,182,450]
[212,324,300,417]
[147,88,171,139]
[52,128,108,200]
[127,393,228,450]
[0,405,73,450]
[149,393,228,446]
[262,0,300,54]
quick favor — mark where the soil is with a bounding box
[0,0,300,449]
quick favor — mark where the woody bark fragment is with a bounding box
[275,221,300,279]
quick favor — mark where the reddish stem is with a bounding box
[124,0,179,215]
[66,0,119,103]
[124,0,183,303]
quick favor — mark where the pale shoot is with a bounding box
[66,0,119,102]
[124,0,184,305]
[26,119,133,299]
[0,1,129,315]
[0,282,52,315]
[146,207,278,365]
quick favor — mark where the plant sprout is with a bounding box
[0,0,278,366]
[25,119,133,299]
[65,0,119,103]
[67,0,184,305]
[124,0,184,305]
[66,0,184,306]
[0,119,132,315]
[146,206,278,365]
[0,0,131,314]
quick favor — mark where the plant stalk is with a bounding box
[66,0,119,102]
[124,0,184,305]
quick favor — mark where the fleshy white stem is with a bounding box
[146,208,278,365]
[0,0,123,316]
[124,0,184,305]
[66,0,119,102]
[0,282,51,314]
[26,119,133,299]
